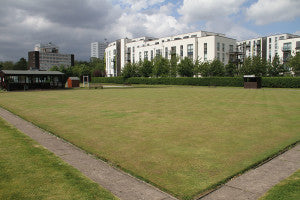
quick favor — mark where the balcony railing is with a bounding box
[282,47,291,52]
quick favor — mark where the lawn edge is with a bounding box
[192,141,300,200]
[0,105,178,199]
[0,104,299,200]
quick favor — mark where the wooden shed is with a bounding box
[67,77,80,88]
[243,75,262,89]
[0,70,65,91]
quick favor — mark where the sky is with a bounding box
[0,0,299,62]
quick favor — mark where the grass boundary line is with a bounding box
[0,105,178,199]
[0,104,299,200]
[193,141,300,200]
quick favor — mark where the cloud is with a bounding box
[178,0,246,22]
[119,0,165,11]
[246,0,300,25]
[205,17,259,41]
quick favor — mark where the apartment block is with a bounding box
[91,42,108,59]
[105,31,236,77]
[236,34,299,63]
[28,42,74,71]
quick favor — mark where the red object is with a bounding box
[67,77,80,88]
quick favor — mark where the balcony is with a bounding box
[282,47,291,52]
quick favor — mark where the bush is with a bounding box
[91,77,300,88]
[262,77,300,88]
[91,77,125,84]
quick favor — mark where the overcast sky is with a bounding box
[0,0,299,62]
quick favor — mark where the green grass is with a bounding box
[0,86,299,199]
[0,118,118,200]
[259,170,300,200]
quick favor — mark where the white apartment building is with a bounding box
[91,42,108,59]
[105,31,236,77]
[237,34,299,63]
[28,42,74,71]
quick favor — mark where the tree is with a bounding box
[90,57,106,77]
[122,62,139,78]
[239,56,267,76]
[198,61,210,77]
[209,59,225,76]
[169,54,179,77]
[225,61,238,77]
[152,56,170,77]
[13,58,27,70]
[1,61,14,70]
[140,60,153,77]
[177,57,194,77]
[287,52,300,76]
[268,54,286,76]
[50,66,60,71]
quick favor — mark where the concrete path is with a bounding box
[200,144,300,200]
[0,107,177,200]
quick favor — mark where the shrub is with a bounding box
[91,77,125,84]
[262,77,300,88]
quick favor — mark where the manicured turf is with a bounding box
[259,170,300,200]
[0,86,299,199]
[0,118,118,200]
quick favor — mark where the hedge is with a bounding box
[91,77,300,88]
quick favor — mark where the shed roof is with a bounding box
[0,70,64,75]
[68,77,80,80]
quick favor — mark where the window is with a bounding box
[180,45,183,58]
[229,45,233,52]
[204,43,207,60]
[279,36,284,40]
[156,49,161,57]
[132,54,135,63]
[269,38,271,43]
[283,42,292,51]
[187,44,193,60]
[217,52,220,60]
[165,47,168,58]
[139,52,142,61]
[151,50,153,60]
[144,51,148,60]
[269,44,271,49]
[222,43,225,52]
[222,53,225,62]
[217,42,220,51]
[171,46,176,56]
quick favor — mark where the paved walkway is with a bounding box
[0,107,177,200]
[200,144,299,200]
[0,107,299,200]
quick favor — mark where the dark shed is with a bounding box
[0,70,65,91]
[243,75,262,89]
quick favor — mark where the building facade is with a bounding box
[105,31,236,77]
[28,42,74,71]
[236,34,299,64]
[91,42,108,59]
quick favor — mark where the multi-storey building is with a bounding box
[91,42,108,59]
[236,34,299,63]
[105,31,236,77]
[28,42,74,71]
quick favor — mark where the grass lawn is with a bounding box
[0,86,299,199]
[0,118,118,200]
[259,170,300,200]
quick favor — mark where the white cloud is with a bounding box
[120,0,165,11]
[178,0,246,23]
[246,0,300,25]
[294,31,300,36]
[205,17,259,41]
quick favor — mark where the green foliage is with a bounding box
[262,77,300,88]
[152,55,170,77]
[209,59,225,76]
[198,61,211,77]
[177,57,194,77]
[90,57,106,77]
[287,52,300,76]
[139,60,153,77]
[0,61,14,70]
[169,55,179,77]
[91,77,125,84]
[225,62,238,77]
[240,56,267,76]
[122,62,140,78]
[13,57,27,70]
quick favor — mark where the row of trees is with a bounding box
[0,58,28,70]
[50,57,106,79]
[122,53,300,78]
